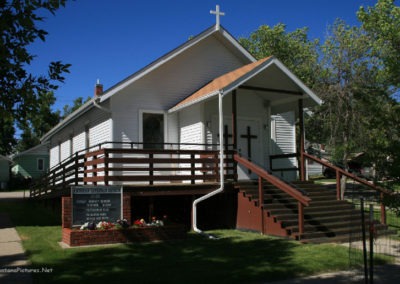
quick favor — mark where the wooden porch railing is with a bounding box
[301,152,392,224]
[84,148,235,185]
[30,152,86,198]
[234,153,311,235]
[30,146,235,199]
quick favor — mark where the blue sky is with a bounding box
[28,0,378,111]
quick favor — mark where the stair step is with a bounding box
[273,208,361,221]
[264,199,350,211]
[293,226,365,239]
[286,220,363,234]
[281,214,362,227]
[236,180,396,244]
[269,202,354,215]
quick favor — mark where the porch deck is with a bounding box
[30,143,236,199]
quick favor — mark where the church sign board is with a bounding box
[71,186,122,226]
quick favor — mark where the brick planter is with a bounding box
[62,225,187,247]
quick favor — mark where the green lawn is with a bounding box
[0,199,393,284]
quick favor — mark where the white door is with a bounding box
[212,116,263,180]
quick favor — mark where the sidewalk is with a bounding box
[0,191,32,284]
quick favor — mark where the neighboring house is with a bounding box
[11,143,49,180]
[0,155,11,189]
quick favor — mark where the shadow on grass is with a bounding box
[0,199,61,227]
[1,200,303,283]
[1,199,366,283]
[32,233,301,284]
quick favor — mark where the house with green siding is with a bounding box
[0,155,11,189]
[11,144,49,181]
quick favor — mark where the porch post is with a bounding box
[232,90,237,150]
[298,99,306,181]
[232,90,238,180]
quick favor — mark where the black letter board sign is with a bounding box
[71,186,122,226]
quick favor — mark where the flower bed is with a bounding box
[62,224,187,247]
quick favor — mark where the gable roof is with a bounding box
[10,143,49,159]
[169,56,322,112]
[99,25,255,103]
[41,25,255,143]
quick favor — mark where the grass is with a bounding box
[0,199,394,284]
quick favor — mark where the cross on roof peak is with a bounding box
[210,4,225,30]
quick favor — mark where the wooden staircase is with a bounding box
[235,180,393,243]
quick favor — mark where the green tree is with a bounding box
[16,91,61,152]
[61,96,92,119]
[0,0,70,155]
[358,0,400,92]
[357,0,400,181]
[238,23,320,87]
[308,20,397,183]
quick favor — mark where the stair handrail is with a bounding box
[234,154,311,206]
[302,152,392,196]
[235,153,311,236]
[302,151,392,225]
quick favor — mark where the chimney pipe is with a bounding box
[95,79,103,96]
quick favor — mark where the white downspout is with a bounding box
[192,91,224,234]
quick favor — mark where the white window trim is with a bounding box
[138,109,168,147]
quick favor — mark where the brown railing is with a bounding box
[84,148,235,185]
[301,152,392,224]
[269,153,299,174]
[30,152,86,198]
[30,146,235,199]
[234,153,311,235]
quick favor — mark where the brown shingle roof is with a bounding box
[171,56,272,111]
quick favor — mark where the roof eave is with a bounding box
[272,59,322,106]
[168,90,220,113]
[100,26,221,103]
[169,57,322,112]
[40,98,95,143]
[10,142,49,159]
[218,26,256,63]
[100,25,256,104]
[221,57,276,96]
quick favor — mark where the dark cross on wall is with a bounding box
[218,125,232,150]
[240,126,258,173]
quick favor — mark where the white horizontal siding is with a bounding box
[271,111,297,181]
[111,35,247,145]
[60,140,71,162]
[89,119,112,147]
[49,146,59,168]
[271,111,295,154]
[73,131,86,153]
[47,103,111,170]
[179,104,204,150]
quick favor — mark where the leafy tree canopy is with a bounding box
[239,23,320,88]
[0,0,70,155]
[358,0,400,92]
[61,96,92,119]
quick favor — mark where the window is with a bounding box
[37,158,45,171]
[142,113,164,149]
